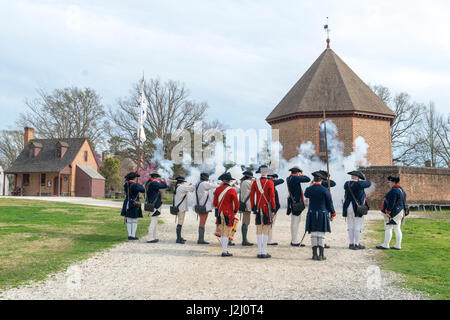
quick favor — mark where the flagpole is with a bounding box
[323,110,331,194]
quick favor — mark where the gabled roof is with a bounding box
[6,138,86,173]
[266,49,395,123]
[77,165,105,180]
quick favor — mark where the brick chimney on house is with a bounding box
[24,127,34,147]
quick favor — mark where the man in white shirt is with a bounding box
[195,173,219,244]
[173,176,195,244]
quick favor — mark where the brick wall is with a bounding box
[271,119,302,161]
[361,166,450,209]
[70,139,99,196]
[353,118,392,166]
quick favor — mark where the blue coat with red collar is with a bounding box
[121,181,145,219]
[343,180,372,217]
[382,185,407,219]
[286,174,311,216]
[145,178,168,216]
[304,183,336,233]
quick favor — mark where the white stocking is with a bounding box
[257,234,263,255]
[262,235,268,255]
[126,223,132,237]
[221,236,228,253]
[131,222,137,237]
[348,228,354,245]
[394,225,403,249]
[148,217,158,241]
[291,215,301,244]
[382,226,393,248]
[354,229,361,246]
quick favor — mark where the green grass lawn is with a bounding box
[369,215,450,300]
[0,198,153,290]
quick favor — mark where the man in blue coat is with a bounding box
[145,173,168,243]
[304,171,336,261]
[343,170,372,250]
[286,167,311,247]
[267,173,285,246]
[377,176,407,250]
[121,172,146,240]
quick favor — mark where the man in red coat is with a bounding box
[213,172,240,257]
[250,166,276,259]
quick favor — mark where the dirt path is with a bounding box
[0,201,424,300]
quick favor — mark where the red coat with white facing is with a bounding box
[250,177,276,218]
[213,183,240,226]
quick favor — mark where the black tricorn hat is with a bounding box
[242,170,253,177]
[289,166,303,173]
[256,165,268,174]
[312,171,327,180]
[175,176,186,183]
[218,172,235,181]
[268,173,279,179]
[348,170,365,180]
[125,172,140,181]
[200,173,210,180]
[387,176,400,183]
[319,170,330,179]
[150,173,161,179]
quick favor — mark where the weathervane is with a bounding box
[324,17,331,49]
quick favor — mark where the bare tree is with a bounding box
[435,114,450,167]
[0,130,24,169]
[17,87,107,147]
[108,77,210,162]
[371,85,424,165]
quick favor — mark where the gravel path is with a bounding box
[0,203,425,300]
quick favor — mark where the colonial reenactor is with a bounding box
[213,172,240,257]
[238,170,254,246]
[343,170,372,250]
[195,173,219,245]
[304,171,337,261]
[286,166,311,246]
[173,176,195,244]
[267,173,285,246]
[377,176,407,250]
[145,173,168,243]
[121,172,146,240]
[250,167,276,259]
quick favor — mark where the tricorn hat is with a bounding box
[289,166,303,173]
[218,172,235,181]
[259,166,272,175]
[200,173,210,180]
[319,170,330,179]
[268,173,279,179]
[256,165,268,174]
[387,176,400,184]
[348,170,365,180]
[175,176,186,183]
[312,171,327,180]
[241,171,254,180]
[125,172,140,181]
[150,173,161,179]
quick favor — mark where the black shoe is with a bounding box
[228,240,235,246]
[268,243,278,246]
[221,252,233,257]
[356,244,366,250]
[176,239,186,244]
[242,241,254,246]
[376,245,389,250]
[257,254,264,259]
[318,246,326,261]
[324,244,330,249]
[262,254,272,259]
[128,236,134,240]
[312,246,319,260]
[147,239,159,243]
[131,237,139,241]
[197,240,209,245]
[349,244,355,250]
[391,247,401,250]
[291,242,300,247]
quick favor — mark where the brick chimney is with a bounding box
[24,127,34,147]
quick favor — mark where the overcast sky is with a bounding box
[0,0,449,133]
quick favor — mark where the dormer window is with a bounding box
[55,141,68,158]
[28,142,42,158]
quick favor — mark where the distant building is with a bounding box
[266,47,395,166]
[3,127,105,197]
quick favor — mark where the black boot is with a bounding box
[176,224,185,244]
[318,246,327,261]
[312,246,319,260]
[197,226,209,244]
[241,224,253,246]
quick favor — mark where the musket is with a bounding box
[323,111,334,222]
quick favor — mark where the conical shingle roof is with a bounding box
[266,49,395,123]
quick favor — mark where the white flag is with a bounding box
[138,78,147,143]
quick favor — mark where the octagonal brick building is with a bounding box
[266,48,395,166]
